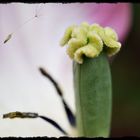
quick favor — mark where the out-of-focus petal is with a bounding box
[83,3,132,42]
[0,3,132,137]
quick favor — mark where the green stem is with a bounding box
[73,52,112,137]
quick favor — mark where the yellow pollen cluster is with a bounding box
[60,22,121,64]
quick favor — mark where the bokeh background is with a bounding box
[111,4,140,137]
[0,3,139,137]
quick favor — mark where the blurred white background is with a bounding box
[0,3,131,137]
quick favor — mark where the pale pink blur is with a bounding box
[77,3,132,42]
[0,3,132,137]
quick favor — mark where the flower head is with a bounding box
[60,22,121,64]
[0,3,131,137]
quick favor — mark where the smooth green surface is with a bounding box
[73,52,112,137]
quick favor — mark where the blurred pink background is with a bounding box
[0,3,132,137]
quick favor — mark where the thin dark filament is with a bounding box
[39,67,76,127]
[3,111,68,135]
[12,16,37,35]
[39,116,68,135]
[35,3,44,18]
[39,67,62,96]
[62,98,76,127]
[3,4,43,45]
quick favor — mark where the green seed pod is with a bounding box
[73,52,112,137]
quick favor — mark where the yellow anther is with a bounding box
[60,22,121,64]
